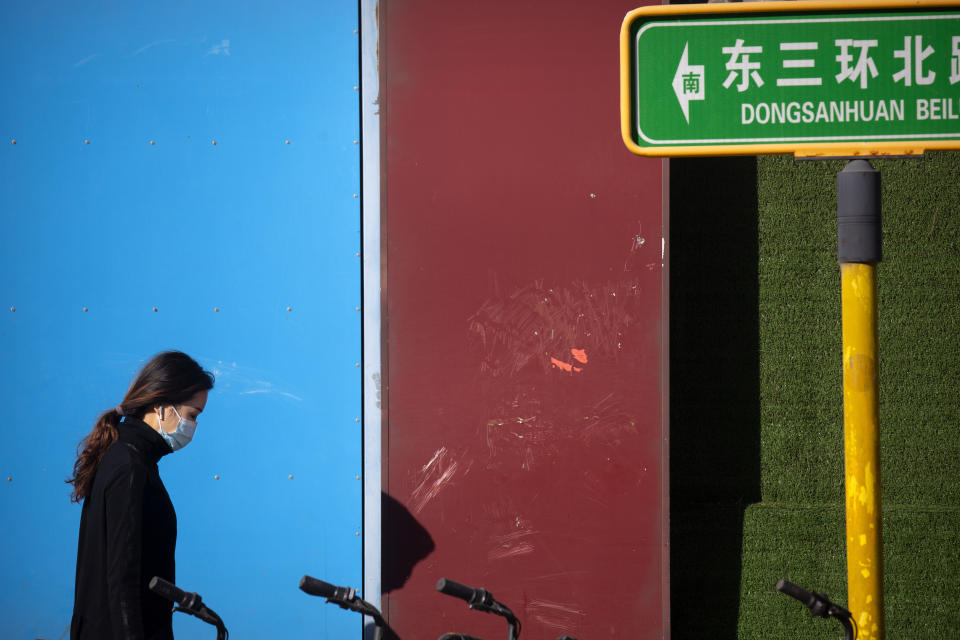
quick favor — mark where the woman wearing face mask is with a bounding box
[68,350,214,640]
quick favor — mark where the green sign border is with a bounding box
[620,0,960,157]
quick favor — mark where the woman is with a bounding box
[68,351,214,640]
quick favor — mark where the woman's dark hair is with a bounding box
[68,351,214,502]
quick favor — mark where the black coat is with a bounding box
[71,418,177,640]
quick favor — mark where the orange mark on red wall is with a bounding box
[551,348,588,373]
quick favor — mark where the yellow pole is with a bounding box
[838,160,884,640]
[840,262,884,640]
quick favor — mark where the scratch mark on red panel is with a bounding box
[468,278,643,379]
[486,412,557,462]
[468,235,655,467]
[521,445,534,472]
[488,529,538,561]
[420,447,445,472]
[411,447,458,514]
[527,599,586,632]
[488,541,535,560]
[529,570,590,582]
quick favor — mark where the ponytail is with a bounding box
[67,408,123,502]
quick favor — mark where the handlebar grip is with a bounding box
[436,578,477,603]
[147,576,203,611]
[776,579,814,606]
[149,576,190,606]
[299,575,340,598]
[299,575,358,603]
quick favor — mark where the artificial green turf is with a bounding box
[671,152,960,638]
[737,504,960,639]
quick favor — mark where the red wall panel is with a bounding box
[382,2,666,638]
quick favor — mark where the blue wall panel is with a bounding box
[0,2,362,638]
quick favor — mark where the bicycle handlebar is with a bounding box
[299,574,386,633]
[776,578,855,640]
[775,579,815,606]
[437,578,482,604]
[436,577,521,640]
[149,576,202,610]
[148,576,228,640]
[299,575,355,601]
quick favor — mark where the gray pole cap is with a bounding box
[837,159,882,264]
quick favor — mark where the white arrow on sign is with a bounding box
[672,43,705,124]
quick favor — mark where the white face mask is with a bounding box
[157,405,198,452]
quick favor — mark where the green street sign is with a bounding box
[620,0,960,157]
